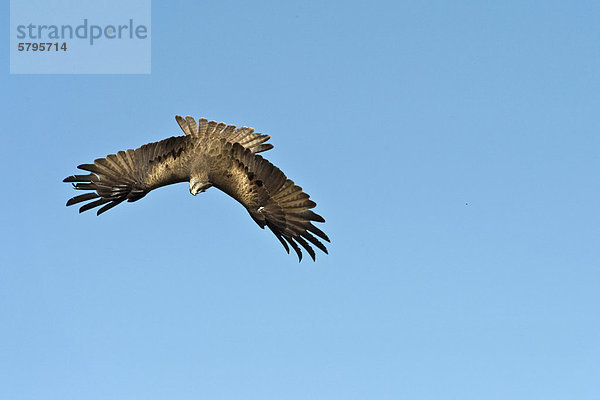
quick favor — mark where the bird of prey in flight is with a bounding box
[64,116,329,261]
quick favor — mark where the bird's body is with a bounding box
[64,116,329,261]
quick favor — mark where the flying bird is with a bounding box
[64,116,329,261]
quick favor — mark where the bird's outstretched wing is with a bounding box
[175,115,273,153]
[209,140,329,261]
[64,136,190,215]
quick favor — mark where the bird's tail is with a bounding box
[175,115,273,153]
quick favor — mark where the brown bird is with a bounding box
[64,116,329,261]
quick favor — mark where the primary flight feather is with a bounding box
[63,116,329,261]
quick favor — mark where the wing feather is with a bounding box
[284,236,303,261]
[65,192,100,206]
[78,198,111,213]
[64,136,190,214]
[209,141,329,261]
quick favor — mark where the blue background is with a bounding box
[2,1,599,399]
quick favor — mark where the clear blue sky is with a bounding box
[2,1,599,399]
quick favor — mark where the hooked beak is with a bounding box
[190,180,211,196]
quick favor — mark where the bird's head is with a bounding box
[189,178,212,196]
